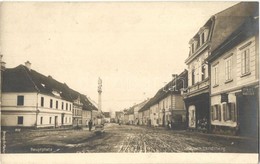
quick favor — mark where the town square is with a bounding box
[0,1,259,163]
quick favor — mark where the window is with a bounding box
[201,65,205,81]
[191,44,194,53]
[213,65,219,86]
[41,97,44,107]
[50,99,53,108]
[65,117,67,123]
[211,105,221,121]
[62,102,64,110]
[40,117,43,124]
[49,117,52,124]
[70,104,72,111]
[241,49,250,75]
[66,103,68,110]
[56,101,58,109]
[223,103,236,122]
[225,57,232,81]
[17,116,23,125]
[17,95,24,106]
[201,32,205,44]
[191,69,195,85]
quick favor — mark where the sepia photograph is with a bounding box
[0,1,259,163]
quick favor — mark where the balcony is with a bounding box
[187,78,209,95]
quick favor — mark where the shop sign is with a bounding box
[221,93,228,103]
[242,87,255,96]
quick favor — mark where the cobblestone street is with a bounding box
[2,123,257,153]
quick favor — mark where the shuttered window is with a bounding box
[230,103,236,122]
[223,103,236,122]
[211,105,221,121]
[217,105,221,121]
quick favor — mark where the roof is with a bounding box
[208,16,259,63]
[210,2,258,52]
[186,2,258,60]
[126,107,134,115]
[2,64,98,111]
[139,69,188,112]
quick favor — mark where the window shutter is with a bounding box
[231,103,236,122]
[223,104,226,121]
[210,106,214,121]
[218,105,221,121]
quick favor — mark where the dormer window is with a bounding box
[199,27,209,47]
[201,32,205,44]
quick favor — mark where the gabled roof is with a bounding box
[127,107,134,115]
[187,2,258,60]
[2,64,98,111]
[139,70,188,112]
[208,15,259,63]
[210,2,258,52]
[3,65,73,101]
[80,94,98,111]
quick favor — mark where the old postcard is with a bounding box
[0,1,259,163]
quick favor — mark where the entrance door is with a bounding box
[237,94,258,137]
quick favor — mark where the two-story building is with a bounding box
[1,62,73,128]
[185,2,258,133]
[139,70,188,129]
[81,94,97,127]
[133,99,149,125]
[207,3,258,137]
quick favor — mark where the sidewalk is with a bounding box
[186,131,258,142]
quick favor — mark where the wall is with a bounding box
[188,51,209,87]
[1,112,36,127]
[210,35,258,131]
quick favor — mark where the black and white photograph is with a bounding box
[0,1,259,163]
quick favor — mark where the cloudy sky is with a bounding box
[0,2,237,112]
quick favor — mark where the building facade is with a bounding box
[139,70,188,129]
[208,7,258,137]
[1,62,73,128]
[1,62,98,129]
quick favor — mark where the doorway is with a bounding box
[237,94,258,137]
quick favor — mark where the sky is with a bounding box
[0,2,238,112]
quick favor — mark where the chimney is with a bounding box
[25,61,31,71]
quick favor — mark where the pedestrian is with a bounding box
[88,120,93,131]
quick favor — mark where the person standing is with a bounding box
[88,120,93,131]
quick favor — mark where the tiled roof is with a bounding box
[210,2,258,52]
[139,70,188,112]
[2,64,98,111]
[208,16,258,63]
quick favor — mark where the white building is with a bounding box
[207,4,258,137]
[1,62,73,128]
